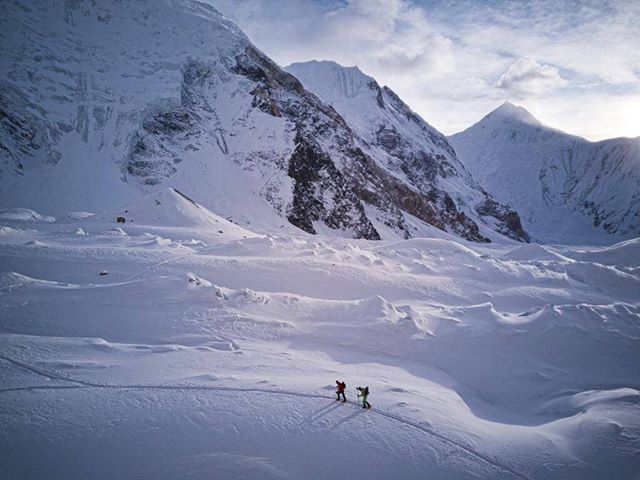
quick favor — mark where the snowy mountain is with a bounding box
[450,102,640,244]
[0,0,527,243]
[286,61,528,242]
[2,1,639,478]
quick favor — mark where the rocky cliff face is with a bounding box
[1,0,527,242]
[286,61,529,242]
[450,102,640,243]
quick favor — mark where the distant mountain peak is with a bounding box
[288,60,369,79]
[490,101,541,126]
[286,60,376,100]
[450,100,640,243]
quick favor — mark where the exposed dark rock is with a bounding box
[345,147,489,242]
[371,82,385,109]
[125,62,206,184]
[232,45,306,96]
[231,47,498,242]
[376,126,399,151]
[233,46,346,127]
[249,86,282,117]
[477,197,530,242]
[173,188,199,207]
[142,110,196,135]
[0,81,61,175]
[287,131,380,240]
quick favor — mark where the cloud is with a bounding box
[207,0,640,140]
[449,0,640,86]
[496,58,568,97]
[330,0,454,77]
[210,0,455,78]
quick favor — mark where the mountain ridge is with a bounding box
[286,61,529,243]
[450,102,640,243]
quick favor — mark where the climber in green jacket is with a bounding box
[357,386,371,409]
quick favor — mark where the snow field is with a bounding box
[1,194,639,478]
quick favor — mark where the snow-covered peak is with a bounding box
[454,101,568,149]
[450,102,640,243]
[285,60,451,156]
[0,0,377,239]
[482,101,542,129]
[286,60,376,102]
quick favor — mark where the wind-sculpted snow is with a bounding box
[1,207,639,478]
[451,102,640,244]
[501,243,573,262]
[563,237,640,270]
[0,1,638,477]
[0,208,55,223]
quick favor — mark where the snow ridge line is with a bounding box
[0,353,529,479]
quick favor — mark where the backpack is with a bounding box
[363,386,369,395]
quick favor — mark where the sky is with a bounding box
[208,0,640,141]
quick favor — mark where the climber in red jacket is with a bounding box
[336,380,347,402]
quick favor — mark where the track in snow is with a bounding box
[0,353,529,479]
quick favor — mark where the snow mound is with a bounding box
[0,208,55,223]
[222,287,270,305]
[353,295,403,322]
[208,235,278,256]
[0,271,66,289]
[571,388,640,409]
[501,243,571,262]
[565,237,640,268]
[97,188,259,239]
[380,238,483,259]
[107,227,128,237]
[0,226,17,236]
[186,272,213,288]
[66,211,95,220]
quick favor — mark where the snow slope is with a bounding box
[91,188,260,243]
[1,200,639,479]
[450,102,640,244]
